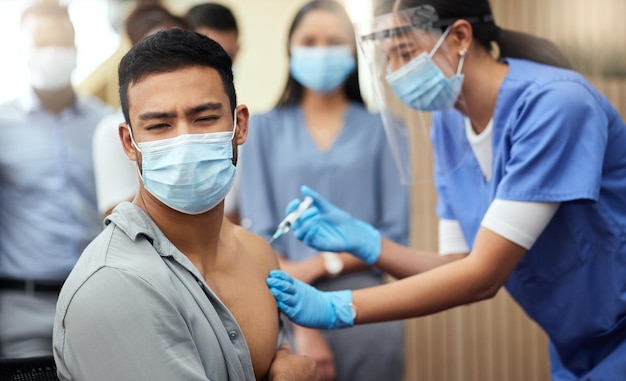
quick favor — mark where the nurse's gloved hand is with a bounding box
[286,186,381,265]
[266,270,354,329]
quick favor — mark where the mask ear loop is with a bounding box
[127,125,141,153]
[126,125,145,182]
[230,108,238,141]
[428,25,452,57]
[457,47,467,75]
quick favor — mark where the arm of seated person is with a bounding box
[267,343,317,381]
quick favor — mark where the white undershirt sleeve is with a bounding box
[439,219,470,255]
[481,199,560,250]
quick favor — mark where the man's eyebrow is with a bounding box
[136,103,223,121]
[137,111,175,121]
[188,102,223,115]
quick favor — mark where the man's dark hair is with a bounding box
[185,2,238,34]
[118,28,236,125]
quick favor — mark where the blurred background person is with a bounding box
[92,2,188,218]
[185,2,240,62]
[185,1,242,224]
[238,1,409,380]
[0,2,112,358]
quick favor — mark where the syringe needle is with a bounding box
[267,196,314,244]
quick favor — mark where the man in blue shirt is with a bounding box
[0,3,111,357]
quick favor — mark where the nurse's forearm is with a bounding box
[352,228,526,324]
[351,256,492,323]
[373,238,462,279]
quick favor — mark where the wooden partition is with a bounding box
[401,1,626,380]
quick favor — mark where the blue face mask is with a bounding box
[130,115,237,215]
[385,28,466,111]
[290,45,356,93]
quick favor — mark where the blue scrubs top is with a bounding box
[432,58,626,379]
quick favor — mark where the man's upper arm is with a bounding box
[59,268,209,381]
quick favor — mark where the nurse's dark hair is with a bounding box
[377,0,572,69]
[118,28,236,126]
[275,0,364,107]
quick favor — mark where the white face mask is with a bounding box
[26,47,77,91]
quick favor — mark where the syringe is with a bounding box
[269,196,314,243]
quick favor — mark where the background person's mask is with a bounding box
[27,47,77,91]
[290,45,356,93]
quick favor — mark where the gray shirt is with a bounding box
[53,202,285,380]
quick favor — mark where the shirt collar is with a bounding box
[105,202,175,258]
[105,202,206,281]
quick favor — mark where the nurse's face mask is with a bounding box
[129,112,238,215]
[384,26,466,111]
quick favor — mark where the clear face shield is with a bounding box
[355,5,470,184]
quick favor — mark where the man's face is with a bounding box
[194,27,239,62]
[120,65,247,166]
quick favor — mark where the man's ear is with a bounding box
[119,122,138,161]
[234,104,249,146]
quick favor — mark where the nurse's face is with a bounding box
[381,27,441,73]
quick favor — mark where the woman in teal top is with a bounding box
[238,1,409,380]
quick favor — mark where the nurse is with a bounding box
[266,0,626,379]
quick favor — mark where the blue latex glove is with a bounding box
[266,270,354,329]
[286,185,382,265]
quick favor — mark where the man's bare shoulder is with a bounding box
[224,218,280,271]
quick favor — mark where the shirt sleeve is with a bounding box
[238,114,279,239]
[92,112,139,215]
[497,80,608,203]
[57,268,211,381]
[438,219,470,255]
[481,199,560,250]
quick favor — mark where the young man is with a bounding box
[0,3,111,357]
[53,29,315,381]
